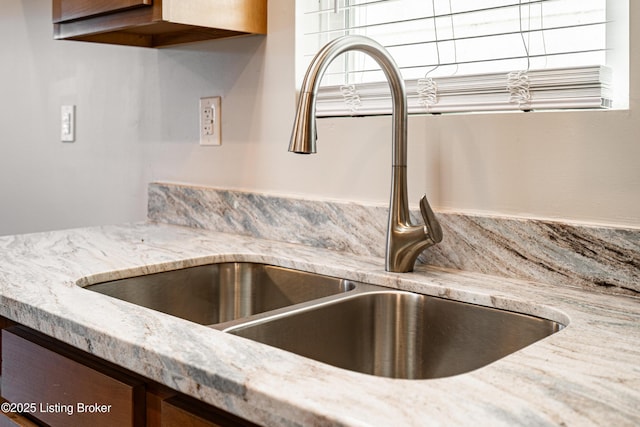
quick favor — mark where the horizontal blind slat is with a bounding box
[304,0,553,16]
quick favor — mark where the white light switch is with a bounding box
[61,105,75,142]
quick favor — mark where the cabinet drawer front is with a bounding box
[1,327,144,427]
[53,0,152,23]
[161,396,258,427]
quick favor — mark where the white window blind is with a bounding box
[299,0,614,115]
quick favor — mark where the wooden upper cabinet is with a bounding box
[52,0,267,48]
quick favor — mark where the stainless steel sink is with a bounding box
[225,290,563,379]
[85,262,354,325]
[84,262,564,380]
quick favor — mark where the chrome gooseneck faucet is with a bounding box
[289,35,443,272]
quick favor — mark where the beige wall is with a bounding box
[0,1,638,236]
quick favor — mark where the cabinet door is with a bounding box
[1,326,145,427]
[53,0,152,23]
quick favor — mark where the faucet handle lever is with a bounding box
[419,195,443,244]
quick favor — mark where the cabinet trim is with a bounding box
[53,0,153,24]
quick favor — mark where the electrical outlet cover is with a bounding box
[199,96,221,146]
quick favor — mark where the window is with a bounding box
[298,0,627,115]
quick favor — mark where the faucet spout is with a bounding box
[289,35,442,272]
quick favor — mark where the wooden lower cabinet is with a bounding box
[0,325,257,427]
[2,326,144,427]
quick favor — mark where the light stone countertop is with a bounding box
[0,222,638,426]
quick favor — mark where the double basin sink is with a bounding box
[84,262,564,380]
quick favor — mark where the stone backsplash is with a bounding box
[148,182,639,297]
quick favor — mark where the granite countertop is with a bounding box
[0,222,638,426]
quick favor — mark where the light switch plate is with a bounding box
[199,96,221,146]
[61,105,75,142]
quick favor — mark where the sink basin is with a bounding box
[85,263,354,325]
[225,290,563,379]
